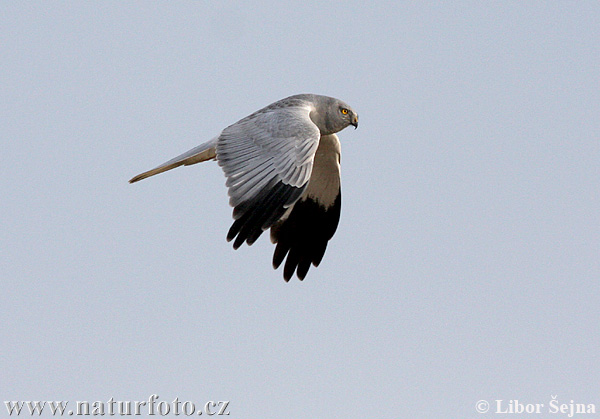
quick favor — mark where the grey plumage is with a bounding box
[129,94,358,281]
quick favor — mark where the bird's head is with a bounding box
[340,105,359,129]
[310,96,359,135]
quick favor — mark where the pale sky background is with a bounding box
[1,2,599,418]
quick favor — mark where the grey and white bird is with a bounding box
[129,94,358,281]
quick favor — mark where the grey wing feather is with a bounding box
[216,104,321,248]
[129,137,217,183]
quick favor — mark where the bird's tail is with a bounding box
[129,137,218,183]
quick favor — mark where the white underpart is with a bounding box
[301,133,341,207]
[272,134,341,231]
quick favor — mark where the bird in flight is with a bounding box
[130,94,358,281]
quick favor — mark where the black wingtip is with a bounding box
[227,180,303,252]
[269,192,341,282]
[232,235,245,250]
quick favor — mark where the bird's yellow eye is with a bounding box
[341,108,349,115]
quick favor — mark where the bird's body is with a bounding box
[130,94,358,280]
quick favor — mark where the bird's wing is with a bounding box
[270,134,342,281]
[129,137,218,183]
[217,104,321,248]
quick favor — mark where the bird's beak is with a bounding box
[351,114,358,129]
